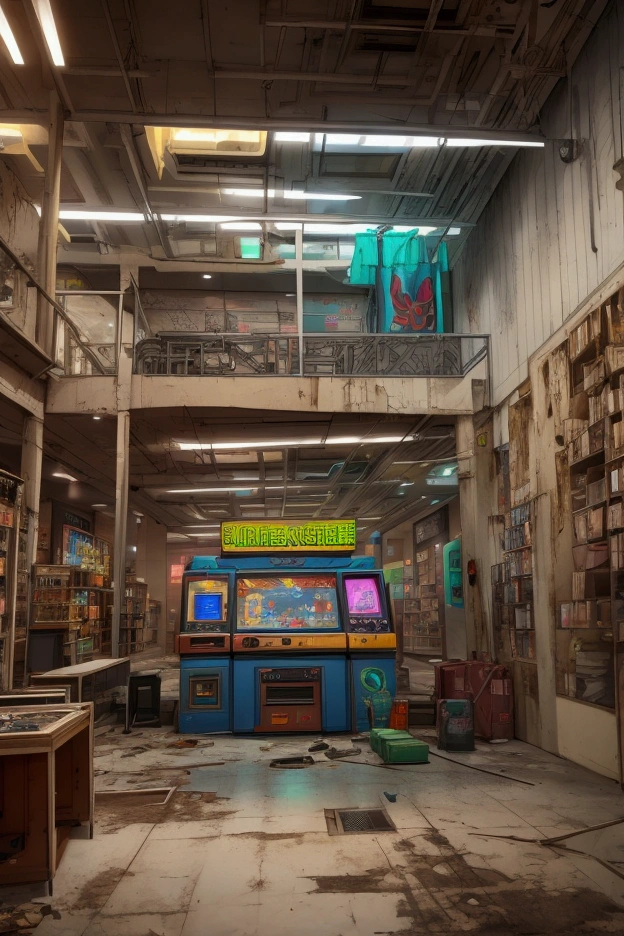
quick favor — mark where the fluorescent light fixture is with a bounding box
[176,434,414,452]
[324,132,543,149]
[223,188,360,201]
[445,138,544,148]
[132,546,137,552]
[223,188,266,198]
[275,132,310,142]
[59,210,145,222]
[93,416,101,420]
[220,221,262,231]
[359,517,382,521]
[431,499,440,505]
[166,486,259,493]
[53,471,77,482]
[92,504,107,508]
[400,482,415,486]
[325,134,361,145]
[184,524,221,529]
[362,135,408,147]
[132,510,144,517]
[186,532,220,537]
[160,213,238,223]
[275,222,302,231]
[285,293,295,297]
[0,7,24,64]
[203,274,212,279]
[33,0,65,67]
[285,191,361,201]
[442,466,455,476]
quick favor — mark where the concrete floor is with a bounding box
[3,722,624,936]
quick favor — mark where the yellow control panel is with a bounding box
[233,633,347,652]
[347,634,397,650]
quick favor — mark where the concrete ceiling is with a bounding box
[0,0,608,270]
[25,408,457,539]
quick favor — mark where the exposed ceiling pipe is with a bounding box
[100,0,139,113]
[1,108,546,144]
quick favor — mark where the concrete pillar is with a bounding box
[18,415,44,687]
[111,410,130,657]
[36,91,64,356]
[457,414,494,657]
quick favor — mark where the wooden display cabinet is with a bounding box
[0,702,94,891]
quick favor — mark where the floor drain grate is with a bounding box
[325,808,396,835]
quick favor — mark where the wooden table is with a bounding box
[30,657,130,718]
[0,702,94,891]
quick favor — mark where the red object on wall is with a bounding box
[433,660,514,741]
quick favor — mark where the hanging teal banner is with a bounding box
[349,230,448,334]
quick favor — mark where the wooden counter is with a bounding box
[0,702,94,891]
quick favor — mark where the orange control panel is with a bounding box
[347,633,396,650]
[233,633,347,652]
[176,634,231,654]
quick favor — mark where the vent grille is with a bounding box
[326,808,396,834]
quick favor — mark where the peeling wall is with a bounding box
[452,3,624,407]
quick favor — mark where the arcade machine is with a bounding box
[339,568,397,732]
[176,519,397,734]
[175,567,233,733]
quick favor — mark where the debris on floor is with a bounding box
[269,755,315,769]
[0,903,52,934]
[308,740,329,752]
[324,745,361,759]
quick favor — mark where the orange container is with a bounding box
[389,698,409,730]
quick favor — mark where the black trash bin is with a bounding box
[124,670,161,732]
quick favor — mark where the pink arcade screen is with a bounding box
[345,577,382,616]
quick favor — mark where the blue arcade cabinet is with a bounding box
[176,563,234,733]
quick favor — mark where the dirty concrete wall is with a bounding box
[134,515,167,648]
[452,2,624,408]
[0,159,40,343]
[556,696,619,780]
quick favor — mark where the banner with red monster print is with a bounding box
[349,230,448,334]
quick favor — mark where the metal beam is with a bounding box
[1,109,546,144]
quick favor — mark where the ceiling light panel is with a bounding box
[0,5,24,64]
[33,0,65,66]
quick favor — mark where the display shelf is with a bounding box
[556,300,624,711]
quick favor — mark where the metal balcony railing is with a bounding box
[134,333,488,378]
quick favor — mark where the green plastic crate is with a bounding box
[370,728,412,754]
[381,738,430,764]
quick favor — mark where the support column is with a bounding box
[295,226,304,375]
[19,415,44,687]
[36,91,64,357]
[111,411,130,658]
[457,414,495,657]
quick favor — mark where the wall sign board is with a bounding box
[221,519,357,554]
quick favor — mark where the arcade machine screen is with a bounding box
[345,577,383,616]
[236,575,340,630]
[344,574,391,633]
[185,578,229,632]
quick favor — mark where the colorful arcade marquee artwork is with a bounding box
[221,519,357,553]
[176,519,396,735]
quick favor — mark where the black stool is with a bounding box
[123,671,161,732]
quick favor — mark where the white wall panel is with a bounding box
[453,3,624,406]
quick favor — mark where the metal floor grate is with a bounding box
[326,808,396,835]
